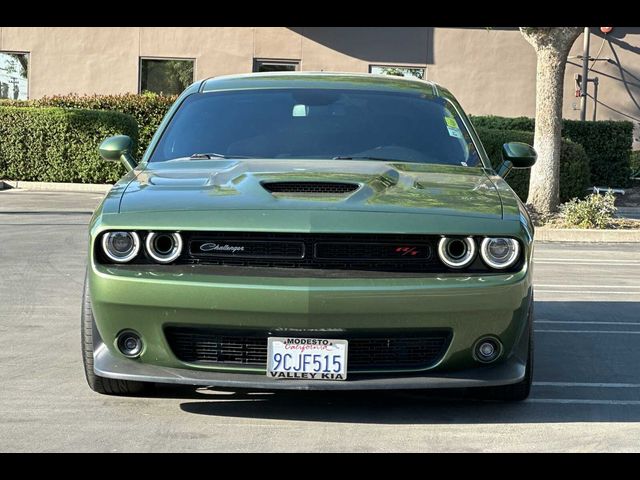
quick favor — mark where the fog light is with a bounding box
[117,331,143,358]
[474,337,502,363]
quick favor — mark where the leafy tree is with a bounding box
[375,67,424,80]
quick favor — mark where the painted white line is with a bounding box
[535,258,640,263]
[536,285,640,289]
[534,382,640,388]
[536,320,640,326]
[535,329,640,334]
[534,290,640,295]
[528,398,640,406]
[535,261,640,266]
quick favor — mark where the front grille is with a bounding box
[165,327,451,372]
[186,232,440,273]
[97,231,521,274]
[261,181,359,195]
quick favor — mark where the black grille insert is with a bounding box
[165,327,451,371]
[186,232,440,273]
[262,182,359,194]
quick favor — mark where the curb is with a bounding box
[1,180,112,194]
[536,227,640,243]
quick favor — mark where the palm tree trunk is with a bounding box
[520,27,582,214]
[527,48,568,213]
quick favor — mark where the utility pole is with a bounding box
[580,27,591,121]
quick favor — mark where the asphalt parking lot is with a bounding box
[1,189,639,452]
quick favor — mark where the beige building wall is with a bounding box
[1,26,638,145]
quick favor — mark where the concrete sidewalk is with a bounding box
[1,180,112,194]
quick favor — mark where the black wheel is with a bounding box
[81,271,153,396]
[471,304,534,402]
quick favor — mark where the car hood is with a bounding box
[119,159,503,219]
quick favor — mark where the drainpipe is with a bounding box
[580,27,591,121]
[592,77,599,121]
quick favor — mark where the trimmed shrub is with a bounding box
[560,192,617,229]
[32,92,176,157]
[631,150,640,177]
[0,106,138,183]
[471,115,633,188]
[562,121,633,187]
[476,127,591,203]
[471,115,535,132]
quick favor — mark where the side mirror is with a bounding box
[98,135,137,172]
[497,142,537,178]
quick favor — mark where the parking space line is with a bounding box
[534,290,640,295]
[535,329,640,334]
[534,382,640,388]
[536,285,640,289]
[528,398,640,406]
[535,258,640,263]
[535,262,640,266]
[536,320,640,326]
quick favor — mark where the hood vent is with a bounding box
[261,181,359,195]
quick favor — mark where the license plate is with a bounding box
[267,337,348,380]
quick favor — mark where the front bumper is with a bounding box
[94,338,527,390]
[89,258,533,388]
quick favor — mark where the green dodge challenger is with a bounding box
[83,72,537,400]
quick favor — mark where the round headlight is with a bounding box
[480,237,520,269]
[101,231,140,263]
[145,232,183,264]
[437,236,477,269]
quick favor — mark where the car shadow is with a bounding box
[168,299,640,424]
[176,387,640,424]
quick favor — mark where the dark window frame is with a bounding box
[0,50,30,100]
[253,58,300,73]
[138,56,196,95]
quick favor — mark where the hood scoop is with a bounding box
[261,181,360,195]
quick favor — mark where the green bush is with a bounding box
[32,92,176,158]
[562,121,633,187]
[471,115,535,132]
[631,150,640,177]
[471,115,633,188]
[0,106,138,183]
[476,127,591,203]
[560,192,617,229]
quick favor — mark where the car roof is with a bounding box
[199,71,446,98]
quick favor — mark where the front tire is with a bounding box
[81,272,153,396]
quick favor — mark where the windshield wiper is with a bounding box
[332,155,399,162]
[189,153,254,159]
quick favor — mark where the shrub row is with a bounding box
[475,127,591,203]
[33,92,177,158]
[471,115,633,188]
[0,92,177,158]
[0,106,138,183]
[631,150,640,177]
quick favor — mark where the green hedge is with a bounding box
[476,127,591,203]
[471,115,633,187]
[0,106,138,183]
[33,93,176,158]
[631,150,640,177]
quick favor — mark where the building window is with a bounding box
[370,65,426,80]
[139,58,195,95]
[253,59,299,73]
[0,51,29,100]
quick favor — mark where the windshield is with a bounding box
[149,88,482,166]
